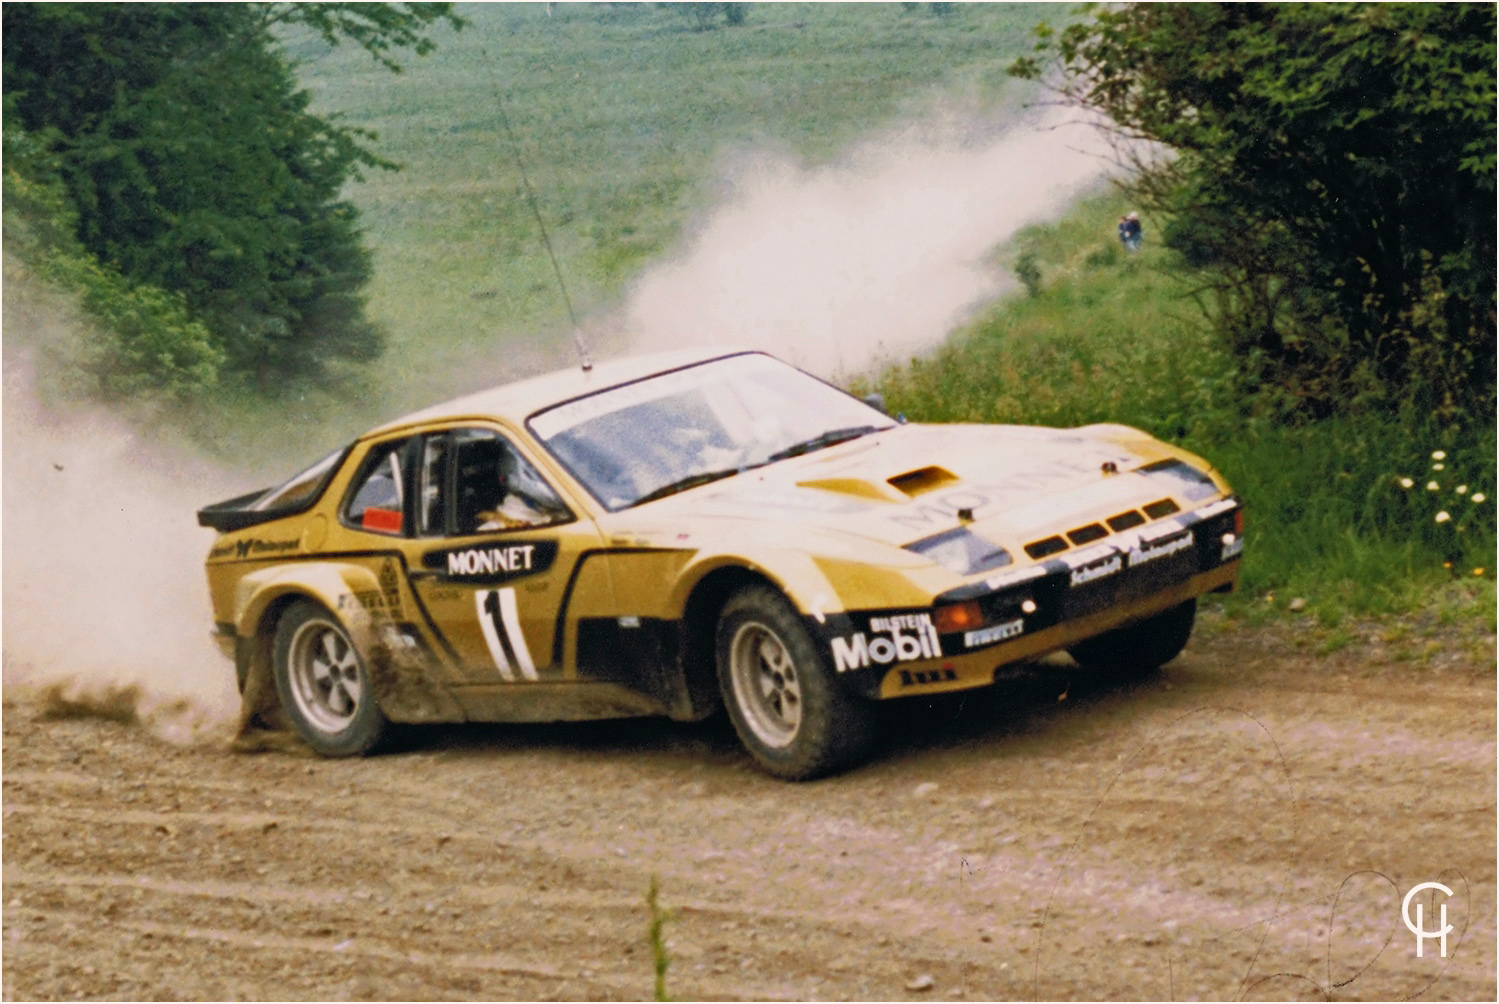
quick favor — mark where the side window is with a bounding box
[444,429,572,536]
[344,440,409,536]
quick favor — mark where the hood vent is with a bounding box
[887,465,958,498]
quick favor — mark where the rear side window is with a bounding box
[249,446,346,514]
[344,440,410,536]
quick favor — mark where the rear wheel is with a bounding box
[1068,598,1197,675]
[716,586,875,780]
[273,600,387,756]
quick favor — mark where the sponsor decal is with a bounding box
[1127,531,1194,568]
[342,557,405,617]
[476,587,537,681]
[899,667,959,687]
[1193,498,1238,521]
[1069,554,1122,587]
[424,539,558,584]
[984,565,1047,591]
[964,618,1025,649]
[220,537,300,559]
[1221,535,1244,561]
[1061,543,1117,569]
[831,612,943,672]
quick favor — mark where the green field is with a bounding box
[282,1,1055,414]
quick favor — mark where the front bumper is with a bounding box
[811,496,1243,698]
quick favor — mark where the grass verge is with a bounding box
[860,190,1496,629]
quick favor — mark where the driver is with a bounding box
[476,445,558,531]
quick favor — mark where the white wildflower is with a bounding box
[1435,511,1451,523]
[1473,493,1487,504]
[1399,477,1414,489]
[1456,485,1468,494]
[1433,462,1445,471]
[1432,450,1447,460]
[1426,481,1440,491]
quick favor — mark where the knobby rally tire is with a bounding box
[1068,598,1197,676]
[272,600,387,756]
[715,585,875,780]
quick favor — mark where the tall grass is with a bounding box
[863,191,1497,625]
[162,3,1060,476]
[287,3,1054,402]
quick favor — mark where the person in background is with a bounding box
[1119,211,1143,251]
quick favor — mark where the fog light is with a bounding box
[934,601,984,633]
[1021,598,1037,614]
[1222,532,1236,546]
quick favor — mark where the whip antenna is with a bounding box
[480,46,591,372]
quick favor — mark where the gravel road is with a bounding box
[4,621,1494,1001]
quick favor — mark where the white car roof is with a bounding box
[367,346,754,437]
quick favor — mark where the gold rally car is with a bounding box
[200,349,1243,779]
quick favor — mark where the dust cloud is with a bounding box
[620,105,1118,378]
[0,103,1115,744]
[2,357,242,743]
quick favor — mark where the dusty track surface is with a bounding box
[4,623,1495,1001]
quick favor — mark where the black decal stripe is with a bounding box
[550,548,694,672]
[485,590,523,669]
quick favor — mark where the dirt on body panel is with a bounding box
[2,625,1494,1002]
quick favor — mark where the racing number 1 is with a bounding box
[476,587,537,681]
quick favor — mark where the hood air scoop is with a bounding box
[798,465,958,503]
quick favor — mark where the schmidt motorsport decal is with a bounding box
[423,539,558,584]
[1059,527,1196,589]
[1063,544,1124,587]
[1126,528,1193,567]
[830,612,942,673]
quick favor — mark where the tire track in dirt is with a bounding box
[5,627,1495,1000]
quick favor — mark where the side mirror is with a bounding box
[862,392,887,414]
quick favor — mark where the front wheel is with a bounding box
[1068,598,1197,676]
[715,586,875,780]
[273,600,387,756]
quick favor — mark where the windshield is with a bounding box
[529,354,895,510]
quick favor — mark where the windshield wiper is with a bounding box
[629,466,747,508]
[766,425,885,463]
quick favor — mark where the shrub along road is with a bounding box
[3,625,1494,1001]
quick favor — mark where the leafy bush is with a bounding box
[1013,4,1497,424]
[864,192,1496,620]
[4,113,222,400]
[2,3,460,392]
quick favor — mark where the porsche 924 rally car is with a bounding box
[200,349,1243,779]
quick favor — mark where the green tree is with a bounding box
[1013,3,1496,421]
[2,2,461,392]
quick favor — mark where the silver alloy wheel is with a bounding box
[728,620,802,748]
[286,616,363,735]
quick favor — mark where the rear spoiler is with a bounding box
[196,489,277,532]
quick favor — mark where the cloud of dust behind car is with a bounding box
[2,358,241,742]
[619,105,1118,379]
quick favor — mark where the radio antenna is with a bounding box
[479,46,592,372]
